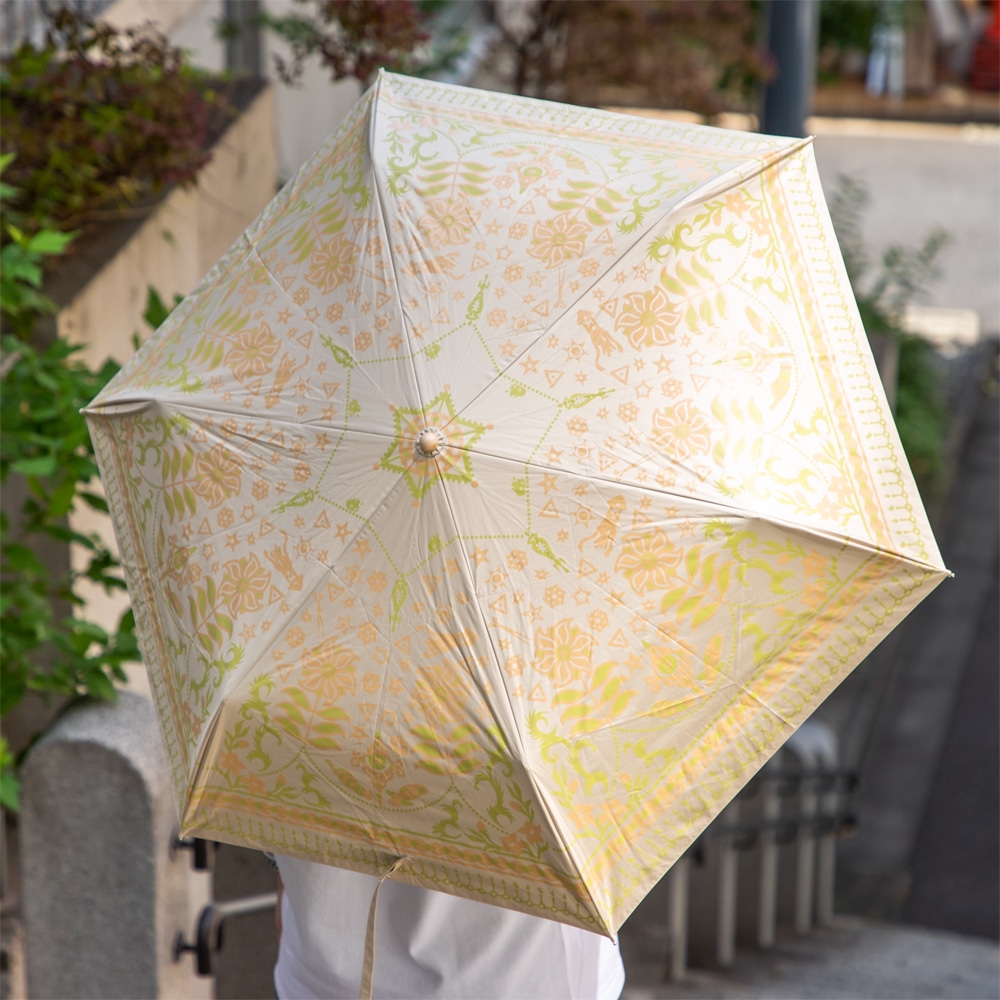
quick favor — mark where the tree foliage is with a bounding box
[482,0,772,113]
[253,0,434,86]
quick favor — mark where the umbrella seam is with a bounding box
[366,70,431,427]
[455,447,948,570]
[446,137,811,428]
[430,479,613,931]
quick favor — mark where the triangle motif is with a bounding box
[609,628,631,649]
[544,369,564,388]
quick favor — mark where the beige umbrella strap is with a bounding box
[359,856,411,1000]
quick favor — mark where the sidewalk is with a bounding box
[620,916,1000,1000]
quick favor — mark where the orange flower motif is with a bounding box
[651,400,712,461]
[527,214,590,268]
[501,832,523,856]
[299,637,358,702]
[533,619,593,688]
[615,286,678,349]
[616,528,682,595]
[519,820,545,846]
[419,196,479,248]
[645,641,697,690]
[306,235,359,292]
[225,324,279,378]
[218,751,246,775]
[192,444,243,508]
[219,553,271,615]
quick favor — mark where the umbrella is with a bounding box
[85,71,948,938]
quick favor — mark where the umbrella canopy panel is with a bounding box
[86,72,947,936]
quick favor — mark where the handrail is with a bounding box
[173,892,278,977]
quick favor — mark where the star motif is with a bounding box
[604,588,626,609]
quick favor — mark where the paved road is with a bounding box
[904,388,999,942]
[810,119,1000,335]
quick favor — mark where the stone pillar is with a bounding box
[20,691,211,1000]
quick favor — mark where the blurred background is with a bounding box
[1,2,996,997]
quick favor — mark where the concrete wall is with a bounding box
[20,693,212,1000]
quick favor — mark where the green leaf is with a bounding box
[12,455,58,478]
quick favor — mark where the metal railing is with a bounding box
[662,720,856,980]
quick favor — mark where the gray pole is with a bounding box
[760,0,820,137]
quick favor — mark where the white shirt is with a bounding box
[274,856,625,1000]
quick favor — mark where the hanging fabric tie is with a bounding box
[359,856,411,1000]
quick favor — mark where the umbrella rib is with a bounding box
[435,476,531,758]
[365,74,432,427]
[467,444,948,572]
[430,476,611,922]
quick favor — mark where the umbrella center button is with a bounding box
[415,428,445,459]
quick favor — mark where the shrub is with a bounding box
[0,6,224,236]
[0,157,139,810]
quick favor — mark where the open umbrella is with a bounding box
[85,71,948,938]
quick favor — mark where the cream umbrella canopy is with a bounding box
[85,71,948,938]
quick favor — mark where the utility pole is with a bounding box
[759,0,820,137]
